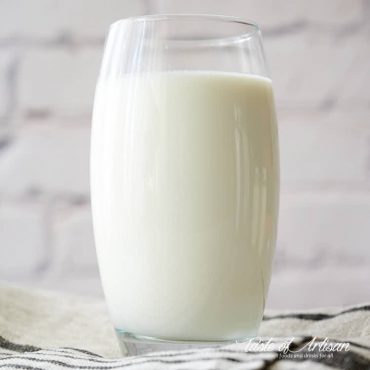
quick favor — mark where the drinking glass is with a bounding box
[91,14,279,355]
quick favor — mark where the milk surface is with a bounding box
[91,71,279,341]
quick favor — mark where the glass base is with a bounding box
[115,329,255,356]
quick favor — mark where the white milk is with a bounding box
[90,71,279,341]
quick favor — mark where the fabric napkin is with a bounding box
[0,283,369,369]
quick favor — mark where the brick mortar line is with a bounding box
[280,189,370,196]
[0,38,105,49]
[273,263,370,272]
[15,115,93,125]
[0,194,90,205]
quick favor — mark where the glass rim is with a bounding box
[109,14,260,44]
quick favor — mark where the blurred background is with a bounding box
[0,0,369,309]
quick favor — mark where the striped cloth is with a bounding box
[0,284,369,369]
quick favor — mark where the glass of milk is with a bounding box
[91,14,279,355]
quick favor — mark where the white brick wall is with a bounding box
[0,0,369,309]
[268,266,370,309]
[0,125,90,195]
[265,33,368,108]
[19,48,101,117]
[279,110,370,190]
[53,204,97,275]
[0,201,47,277]
[0,0,147,40]
[278,194,370,265]
[0,52,15,119]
